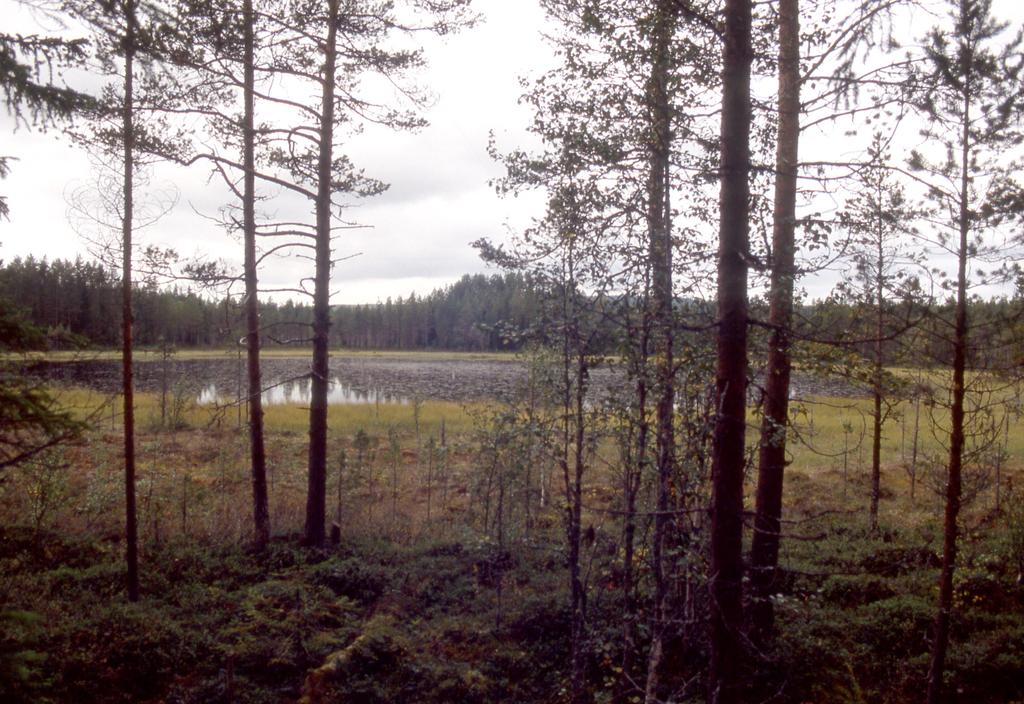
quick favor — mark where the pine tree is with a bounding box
[835,135,921,532]
[905,2,1024,699]
[708,1,753,701]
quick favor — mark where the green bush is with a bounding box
[44,563,123,600]
[311,557,390,606]
[854,594,934,658]
[773,606,863,704]
[860,546,941,577]
[308,616,494,704]
[0,610,49,704]
[819,573,896,608]
[52,602,205,703]
[224,579,357,686]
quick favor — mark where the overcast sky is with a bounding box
[2,0,1023,304]
[1,0,552,303]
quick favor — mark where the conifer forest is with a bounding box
[3,1,1024,702]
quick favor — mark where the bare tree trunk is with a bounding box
[569,349,589,704]
[748,0,799,644]
[336,449,345,527]
[643,4,676,699]
[121,0,139,603]
[709,1,752,701]
[304,0,339,548]
[243,0,270,552]
[615,351,648,704]
[426,440,434,523]
[869,217,884,532]
[926,84,971,704]
[911,390,921,500]
[996,412,1008,512]
[160,342,168,426]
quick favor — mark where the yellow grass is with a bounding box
[53,386,482,437]
[14,376,1021,548]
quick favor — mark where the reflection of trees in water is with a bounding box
[197,375,409,406]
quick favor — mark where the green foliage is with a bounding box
[0,31,92,128]
[312,615,489,703]
[858,545,942,577]
[0,301,84,471]
[222,580,357,685]
[1005,501,1024,582]
[311,557,390,606]
[772,608,865,704]
[0,512,1022,704]
[0,609,48,703]
[0,258,540,351]
[819,573,896,608]
[54,602,204,703]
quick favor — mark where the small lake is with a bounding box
[28,355,538,406]
[27,353,865,406]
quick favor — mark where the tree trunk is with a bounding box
[911,391,921,500]
[121,0,139,603]
[243,0,271,552]
[926,79,971,704]
[304,0,339,548]
[551,223,589,704]
[615,350,647,704]
[569,350,589,704]
[869,215,884,532]
[644,3,676,699]
[709,1,752,702]
[748,0,799,643]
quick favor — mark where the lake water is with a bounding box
[28,355,535,406]
[27,353,864,407]
[196,375,410,406]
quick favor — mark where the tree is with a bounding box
[834,135,921,532]
[0,302,84,471]
[747,0,912,643]
[747,0,800,645]
[481,142,613,704]
[240,0,270,551]
[0,15,90,467]
[1,0,93,218]
[488,3,726,698]
[253,0,472,547]
[905,1,1024,700]
[639,2,685,699]
[708,1,752,702]
[116,0,141,602]
[67,0,182,601]
[173,0,273,550]
[173,0,471,548]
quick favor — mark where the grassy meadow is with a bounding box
[2,357,1023,703]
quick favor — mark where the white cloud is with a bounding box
[1,0,552,303]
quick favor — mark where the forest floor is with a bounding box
[2,392,1023,703]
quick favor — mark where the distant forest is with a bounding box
[0,256,539,351]
[2,255,1021,366]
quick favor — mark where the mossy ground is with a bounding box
[2,386,1023,703]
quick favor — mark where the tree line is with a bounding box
[4,254,1021,371]
[0,257,539,351]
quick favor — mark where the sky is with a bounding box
[2,0,1023,304]
[0,0,552,303]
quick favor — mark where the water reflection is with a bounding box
[198,375,409,406]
